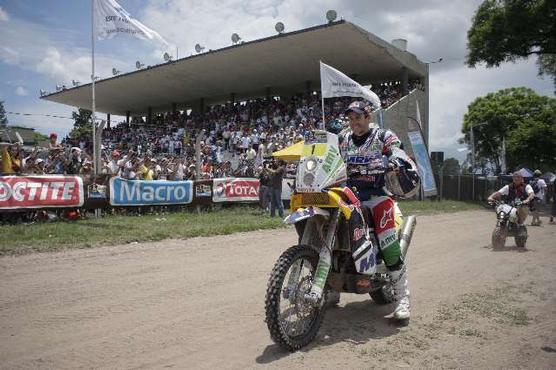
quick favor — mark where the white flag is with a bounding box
[320,61,381,109]
[94,0,169,46]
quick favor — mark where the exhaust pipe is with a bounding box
[399,215,417,259]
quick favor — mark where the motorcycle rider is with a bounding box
[487,171,535,225]
[339,101,420,320]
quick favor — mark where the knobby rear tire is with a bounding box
[515,236,527,248]
[264,245,325,351]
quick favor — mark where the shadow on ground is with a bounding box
[256,300,402,364]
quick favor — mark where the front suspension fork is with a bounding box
[305,209,339,305]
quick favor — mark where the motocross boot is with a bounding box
[388,264,410,320]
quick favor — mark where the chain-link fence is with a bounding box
[435,173,506,202]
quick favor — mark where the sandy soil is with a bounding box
[1,210,555,370]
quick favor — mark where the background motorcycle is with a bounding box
[489,199,528,249]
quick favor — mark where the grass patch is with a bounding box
[0,206,285,256]
[0,200,479,256]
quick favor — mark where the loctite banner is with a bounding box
[0,176,84,209]
[212,178,259,202]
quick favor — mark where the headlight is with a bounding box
[303,173,315,186]
[305,158,317,172]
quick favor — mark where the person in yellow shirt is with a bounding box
[1,143,22,174]
[136,158,154,180]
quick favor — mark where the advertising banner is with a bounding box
[213,178,259,202]
[0,176,84,209]
[407,130,437,197]
[110,178,193,206]
[281,178,295,201]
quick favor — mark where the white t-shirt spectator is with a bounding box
[497,184,534,198]
[241,136,251,149]
[175,163,185,180]
[533,178,547,200]
[107,159,119,175]
[246,147,257,160]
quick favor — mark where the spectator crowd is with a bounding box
[1,81,420,180]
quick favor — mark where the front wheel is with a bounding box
[491,225,507,249]
[265,245,326,351]
[370,284,395,304]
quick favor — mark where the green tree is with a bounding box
[68,108,92,139]
[33,131,49,143]
[462,87,556,173]
[0,100,8,126]
[441,158,461,175]
[466,0,556,89]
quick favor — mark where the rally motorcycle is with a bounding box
[264,131,417,351]
[489,199,528,249]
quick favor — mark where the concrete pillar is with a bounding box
[423,65,430,145]
[106,113,111,129]
[401,67,409,96]
[199,98,205,116]
[126,110,130,124]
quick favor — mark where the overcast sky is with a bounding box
[0,0,553,161]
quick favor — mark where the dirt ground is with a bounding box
[1,210,555,370]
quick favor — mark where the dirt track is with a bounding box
[1,210,555,369]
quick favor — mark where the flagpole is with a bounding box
[321,94,326,130]
[91,0,97,176]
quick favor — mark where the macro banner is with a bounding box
[0,175,84,209]
[109,177,193,206]
[212,178,259,203]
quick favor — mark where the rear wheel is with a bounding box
[515,236,527,248]
[265,245,326,351]
[491,225,507,249]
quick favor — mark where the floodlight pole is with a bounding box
[91,0,97,177]
[321,94,325,130]
[91,0,101,218]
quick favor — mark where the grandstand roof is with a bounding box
[41,20,428,116]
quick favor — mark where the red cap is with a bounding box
[49,132,58,138]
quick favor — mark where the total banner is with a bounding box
[213,178,259,202]
[0,176,84,209]
[110,177,193,206]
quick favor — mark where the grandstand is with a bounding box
[41,20,429,149]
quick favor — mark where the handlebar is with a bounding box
[488,199,527,208]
